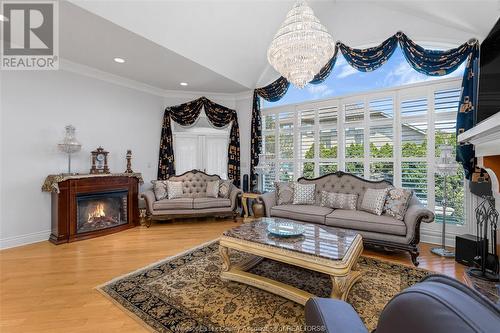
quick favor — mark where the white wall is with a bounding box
[0,68,254,249]
[0,71,164,247]
[0,70,165,248]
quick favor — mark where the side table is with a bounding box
[241,192,264,218]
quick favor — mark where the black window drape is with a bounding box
[158,97,240,186]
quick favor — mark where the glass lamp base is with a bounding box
[431,247,455,258]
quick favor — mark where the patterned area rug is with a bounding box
[98,241,430,332]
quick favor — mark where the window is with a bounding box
[261,79,465,225]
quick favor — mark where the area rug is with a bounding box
[98,241,430,332]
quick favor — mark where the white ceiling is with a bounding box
[60,2,248,93]
[66,0,500,93]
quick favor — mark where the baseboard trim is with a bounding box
[421,229,458,248]
[0,230,50,250]
[0,227,462,250]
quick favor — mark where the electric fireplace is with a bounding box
[47,175,140,244]
[76,190,128,234]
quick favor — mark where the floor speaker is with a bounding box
[243,174,249,192]
[455,234,487,266]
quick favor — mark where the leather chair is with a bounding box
[305,274,500,333]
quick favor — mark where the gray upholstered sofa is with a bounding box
[141,170,242,226]
[260,171,434,266]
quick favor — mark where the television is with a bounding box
[476,18,500,124]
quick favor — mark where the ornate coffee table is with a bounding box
[219,217,363,305]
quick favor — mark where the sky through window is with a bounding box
[264,47,465,107]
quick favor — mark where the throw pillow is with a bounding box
[293,183,316,205]
[320,191,358,210]
[384,187,413,220]
[274,182,294,205]
[166,181,184,199]
[151,180,168,200]
[206,180,220,198]
[218,180,233,199]
[360,188,389,215]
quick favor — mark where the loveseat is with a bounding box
[141,170,242,226]
[260,171,434,266]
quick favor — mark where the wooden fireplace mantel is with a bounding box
[47,175,140,244]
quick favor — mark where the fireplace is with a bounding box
[47,175,140,244]
[77,190,128,234]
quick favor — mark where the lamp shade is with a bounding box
[58,125,82,154]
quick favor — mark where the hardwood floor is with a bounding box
[0,218,466,332]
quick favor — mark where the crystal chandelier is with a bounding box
[267,0,335,88]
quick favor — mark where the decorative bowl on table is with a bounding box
[267,221,305,237]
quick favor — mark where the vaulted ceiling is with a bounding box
[64,0,500,93]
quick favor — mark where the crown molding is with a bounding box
[60,58,243,102]
[60,59,167,97]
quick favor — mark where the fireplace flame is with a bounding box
[88,203,106,223]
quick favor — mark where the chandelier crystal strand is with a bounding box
[267,0,335,88]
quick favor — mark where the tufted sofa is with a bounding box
[260,171,434,266]
[141,170,242,226]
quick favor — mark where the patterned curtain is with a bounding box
[251,77,290,190]
[158,97,241,186]
[397,32,479,179]
[455,44,480,180]
[398,32,473,76]
[251,32,480,184]
[338,35,398,71]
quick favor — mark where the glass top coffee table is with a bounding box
[219,217,363,305]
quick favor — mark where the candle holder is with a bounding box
[125,150,133,173]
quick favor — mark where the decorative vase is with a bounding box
[251,201,265,218]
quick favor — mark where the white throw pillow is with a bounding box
[167,181,184,199]
[360,188,389,215]
[292,183,316,205]
[151,180,168,200]
[320,191,358,210]
[206,180,220,198]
